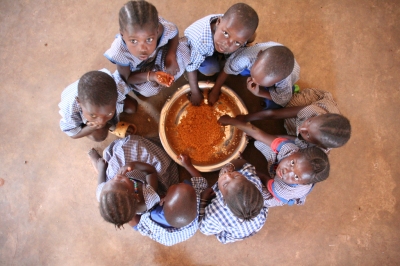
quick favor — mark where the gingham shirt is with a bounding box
[135,177,208,246]
[199,163,268,244]
[58,69,130,137]
[284,88,341,153]
[254,141,313,207]
[224,42,300,106]
[96,135,179,210]
[183,14,222,72]
[104,17,190,97]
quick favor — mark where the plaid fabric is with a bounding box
[184,14,222,72]
[199,163,268,244]
[284,88,341,153]
[135,177,208,246]
[254,141,313,207]
[96,135,179,210]
[224,42,300,106]
[104,17,190,97]
[58,69,130,137]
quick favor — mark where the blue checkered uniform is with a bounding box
[224,42,300,106]
[96,135,179,210]
[58,69,130,137]
[254,141,313,207]
[199,163,268,244]
[135,177,208,246]
[183,14,222,72]
[104,17,190,96]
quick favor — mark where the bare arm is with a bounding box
[165,34,179,75]
[208,71,229,105]
[179,154,202,177]
[187,70,203,106]
[117,65,173,87]
[237,106,304,123]
[121,162,158,192]
[219,115,277,146]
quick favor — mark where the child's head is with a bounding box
[218,169,264,221]
[119,0,159,60]
[299,113,351,149]
[251,46,295,87]
[162,183,197,228]
[99,174,138,228]
[276,147,330,185]
[77,71,117,126]
[213,3,259,54]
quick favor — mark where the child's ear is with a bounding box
[216,17,221,25]
[76,96,81,105]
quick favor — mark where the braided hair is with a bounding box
[224,3,259,35]
[225,178,264,221]
[259,46,295,81]
[298,147,330,184]
[77,71,117,106]
[99,185,138,229]
[119,0,158,32]
[318,113,351,148]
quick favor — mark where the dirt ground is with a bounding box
[0,0,399,265]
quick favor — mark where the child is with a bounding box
[183,3,259,105]
[133,154,210,246]
[59,69,138,142]
[104,0,190,97]
[199,158,268,244]
[218,115,330,207]
[209,42,300,108]
[89,134,179,228]
[235,88,351,153]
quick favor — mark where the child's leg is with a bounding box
[198,55,220,76]
[123,94,138,114]
[87,126,109,142]
[88,148,105,174]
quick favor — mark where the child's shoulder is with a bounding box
[185,14,222,34]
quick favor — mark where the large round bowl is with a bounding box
[159,81,248,172]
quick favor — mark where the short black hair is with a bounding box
[259,46,295,80]
[119,0,158,32]
[225,178,264,221]
[77,71,117,106]
[224,3,259,34]
[318,113,351,148]
[163,184,197,228]
[298,147,330,184]
[99,185,138,229]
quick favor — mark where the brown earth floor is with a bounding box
[1,0,399,265]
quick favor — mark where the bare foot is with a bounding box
[88,148,106,174]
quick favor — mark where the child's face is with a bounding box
[103,174,134,193]
[218,170,247,197]
[250,55,282,87]
[77,99,116,128]
[276,152,313,185]
[299,116,325,148]
[213,17,253,54]
[121,24,158,60]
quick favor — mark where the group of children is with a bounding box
[58,1,352,245]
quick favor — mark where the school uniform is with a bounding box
[284,88,341,153]
[58,69,130,137]
[96,135,179,207]
[135,177,208,246]
[199,163,268,244]
[254,140,313,207]
[104,17,190,97]
[224,42,300,107]
[183,14,223,74]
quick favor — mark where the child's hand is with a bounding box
[188,90,204,106]
[165,56,179,76]
[178,154,193,168]
[208,86,221,106]
[218,115,234,126]
[235,114,248,123]
[118,165,132,176]
[246,77,262,97]
[200,188,216,201]
[154,71,174,87]
[87,121,106,129]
